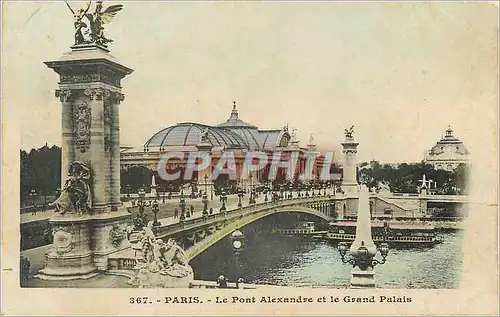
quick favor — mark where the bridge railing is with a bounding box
[155,195,334,239]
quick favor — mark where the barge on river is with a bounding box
[313,220,442,246]
[272,222,327,236]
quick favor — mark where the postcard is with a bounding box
[1,1,498,316]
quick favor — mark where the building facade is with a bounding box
[424,126,470,171]
[120,102,340,192]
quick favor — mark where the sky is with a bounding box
[2,1,498,164]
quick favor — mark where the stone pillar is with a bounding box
[36,44,133,280]
[341,133,359,196]
[86,88,107,212]
[349,186,377,288]
[109,100,123,210]
[60,91,74,188]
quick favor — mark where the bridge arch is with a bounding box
[186,205,330,261]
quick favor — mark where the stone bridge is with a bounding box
[165,197,334,260]
[107,195,336,274]
[107,190,469,274]
[34,190,467,276]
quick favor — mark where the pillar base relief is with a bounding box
[91,209,133,271]
[35,216,97,280]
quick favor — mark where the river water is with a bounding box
[190,228,464,289]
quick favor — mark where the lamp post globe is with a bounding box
[230,229,244,252]
[232,240,242,250]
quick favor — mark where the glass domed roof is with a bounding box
[144,123,248,149]
[144,103,291,151]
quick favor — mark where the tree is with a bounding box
[20,145,61,205]
[356,160,464,194]
[121,166,152,193]
[452,163,469,194]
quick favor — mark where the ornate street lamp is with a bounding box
[338,241,389,271]
[138,187,146,218]
[231,229,245,283]
[250,188,256,205]
[249,174,256,205]
[204,174,209,197]
[179,189,186,222]
[126,184,131,199]
[238,187,243,208]
[231,229,244,255]
[152,199,161,227]
[30,189,37,206]
[220,188,227,212]
[202,191,208,216]
[337,185,390,288]
[133,187,148,230]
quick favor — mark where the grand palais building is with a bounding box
[120,103,336,192]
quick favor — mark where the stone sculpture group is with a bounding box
[128,223,194,287]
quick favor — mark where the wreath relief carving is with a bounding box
[74,100,92,153]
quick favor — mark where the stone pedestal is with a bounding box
[90,209,132,271]
[36,216,97,280]
[36,44,133,280]
[350,267,375,289]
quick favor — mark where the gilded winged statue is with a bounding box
[344,125,355,139]
[66,1,124,46]
[66,1,91,45]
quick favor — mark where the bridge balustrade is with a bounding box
[155,195,334,239]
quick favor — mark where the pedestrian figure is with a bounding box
[190,205,194,216]
[174,208,178,218]
[209,207,213,215]
[217,275,228,289]
[236,277,245,289]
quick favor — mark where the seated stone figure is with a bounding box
[54,161,92,215]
